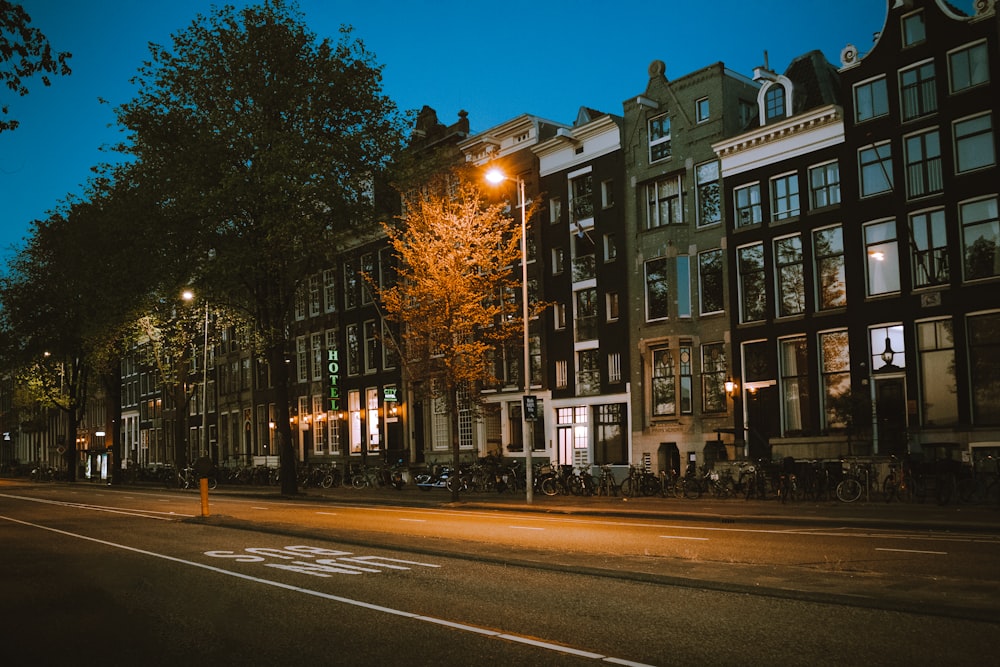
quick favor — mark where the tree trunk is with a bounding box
[269,342,298,496]
[102,367,123,485]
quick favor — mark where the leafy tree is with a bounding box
[0,0,72,133]
[114,0,405,494]
[378,171,524,500]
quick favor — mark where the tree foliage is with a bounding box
[114,0,405,493]
[0,0,71,133]
[379,170,524,498]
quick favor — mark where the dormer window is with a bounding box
[764,84,786,122]
[648,114,671,162]
[902,10,925,48]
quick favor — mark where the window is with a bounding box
[645,257,670,321]
[549,196,561,224]
[780,337,811,434]
[651,347,675,417]
[734,183,762,228]
[865,220,900,296]
[648,114,671,162]
[553,302,566,330]
[601,180,614,208]
[910,208,949,287]
[695,161,721,227]
[954,113,995,173]
[900,62,937,121]
[871,324,905,372]
[771,173,800,221]
[698,249,724,315]
[962,197,1000,281]
[917,319,958,426]
[296,336,308,383]
[570,173,594,222]
[608,352,622,384]
[529,335,541,387]
[308,275,321,317]
[809,161,840,209]
[764,84,786,122]
[677,256,691,318]
[343,258,359,309]
[859,142,893,197]
[311,333,323,381]
[701,343,726,413]
[603,233,617,262]
[294,285,306,320]
[854,77,889,122]
[902,10,925,47]
[552,247,565,275]
[363,320,377,373]
[346,324,360,375]
[696,97,710,123]
[819,330,851,429]
[606,291,620,321]
[382,320,398,370]
[555,360,568,389]
[678,346,693,415]
[577,349,600,396]
[950,41,990,93]
[323,268,337,313]
[360,253,375,305]
[646,175,683,228]
[814,226,846,310]
[905,129,943,198]
[968,312,1000,424]
[738,243,766,323]
[575,288,598,341]
[774,235,805,317]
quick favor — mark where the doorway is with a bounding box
[874,376,907,456]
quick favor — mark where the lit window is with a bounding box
[864,220,900,296]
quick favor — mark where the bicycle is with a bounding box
[882,457,914,503]
[619,465,663,498]
[836,461,878,503]
[595,464,618,496]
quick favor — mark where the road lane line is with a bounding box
[875,547,947,555]
[659,535,709,541]
[316,512,339,516]
[509,526,545,531]
[0,493,189,520]
[399,518,426,522]
[0,514,654,666]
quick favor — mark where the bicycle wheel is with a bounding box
[619,477,637,498]
[682,478,701,500]
[836,477,862,503]
[540,476,560,496]
[351,474,367,489]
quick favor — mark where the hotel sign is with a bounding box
[327,349,340,412]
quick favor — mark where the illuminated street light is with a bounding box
[486,167,534,504]
[182,290,210,463]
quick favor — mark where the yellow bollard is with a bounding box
[199,476,210,517]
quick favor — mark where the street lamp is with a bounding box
[486,167,534,504]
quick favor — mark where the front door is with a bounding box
[875,377,907,456]
[745,385,778,460]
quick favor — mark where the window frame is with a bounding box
[948,40,990,94]
[859,141,894,198]
[695,160,721,227]
[953,112,996,174]
[648,113,672,163]
[737,242,766,323]
[899,60,937,122]
[904,128,943,199]
[770,171,800,221]
[644,257,670,322]
[909,207,949,288]
[734,182,762,228]
[808,160,841,210]
[853,76,889,123]
[864,219,901,297]
[645,174,683,229]
[774,234,805,318]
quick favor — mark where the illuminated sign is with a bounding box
[327,349,340,411]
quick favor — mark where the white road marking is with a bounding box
[0,514,654,666]
[509,526,545,531]
[398,518,426,522]
[316,512,339,516]
[875,547,947,555]
[659,535,709,541]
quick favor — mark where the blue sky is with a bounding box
[0,0,896,263]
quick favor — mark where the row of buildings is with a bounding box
[4,0,999,480]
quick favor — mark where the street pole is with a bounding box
[517,176,533,505]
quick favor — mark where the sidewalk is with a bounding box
[210,481,1000,534]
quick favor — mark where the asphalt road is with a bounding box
[2,479,998,666]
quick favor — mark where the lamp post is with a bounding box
[486,168,533,504]
[182,291,210,463]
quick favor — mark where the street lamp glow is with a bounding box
[485,166,534,504]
